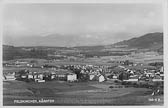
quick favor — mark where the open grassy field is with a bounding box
[100,51,163,64]
[3,80,163,106]
[3,51,163,66]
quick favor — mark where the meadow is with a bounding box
[3,80,163,105]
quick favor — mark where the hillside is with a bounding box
[3,45,48,60]
[3,32,163,60]
[113,32,163,50]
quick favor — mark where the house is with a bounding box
[152,75,163,82]
[145,72,154,77]
[160,71,164,80]
[3,75,6,81]
[38,73,44,80]
[98,75,105,82]
[15,61,28,67]
[33,74,38,79]
[123,75,139,82]
[123,79,138,82]
[67,73,77,82]
[35,79,45,82]
[89,74,97,80]
[160,66,163,72]
[51,73,56,79]
[118,72,129,81]
[113,75,118,79]
[37,80,45,82]
[28,74,34,79]
[49,69,76,81]
[129,70,134,75]
[21,74,27,79]
[35,79,45,83]
[55,74,66,80]
[3,72,16,81]
[43,72,52,81]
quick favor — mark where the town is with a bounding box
[3,58,164,95]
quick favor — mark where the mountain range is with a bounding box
[3,32,163,60]
[3,32,136,47]
[74,32,163,52]
[3,32,163,51]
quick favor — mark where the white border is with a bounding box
[1,0,164,4]
[0,0,167,108]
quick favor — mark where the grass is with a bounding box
[3,80,163,106]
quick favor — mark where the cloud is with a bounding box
[4,20,29,36]
[3,3,163,46]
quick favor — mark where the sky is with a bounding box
[3,3,163,46]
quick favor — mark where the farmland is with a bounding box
[3,80,163,105]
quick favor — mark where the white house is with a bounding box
[124,75,139,82]
[33,74,38,79]
[4,75,16,80]
[98,75,105,82]
[28,74,34,79]
[67,74,77,82]
[37,79,45,83]
[51,74,55,79]
[38,74,43,80]
[89,74,96,80]
[113,75,118,79]
[160,66,163,72]
[4,73,16,80]
[123,79,138,82]
[21,74,27,79]
[152,75,163,82]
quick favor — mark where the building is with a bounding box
[113,75,118,79]
[118,72,129,81]
[49,69,77,82]
[35,79,45,83]
[123,75,139,82]
[152,75,163,82]
[28,73,34,79]
[123,79,138,82]
[98,75,105,82]
[89,74,96,80]
[67,74,77,82]
[160,66,164,72]
[38,74,44,80]
[3,72,16,81]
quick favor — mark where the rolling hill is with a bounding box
[112,32,163,50]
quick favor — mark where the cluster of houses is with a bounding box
[64,64,107,82]
[3,68,77,83]
[3,64,107,83]
[3,60,36,68]
[3,59,164,84]
[116,66,164,82]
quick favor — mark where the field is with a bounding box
[99,51,163,64]
[3,51,164,106]
[3,80,163,106]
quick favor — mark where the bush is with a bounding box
[109,86,114,88]
[121,81,127,85]
[114,80,119,83]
